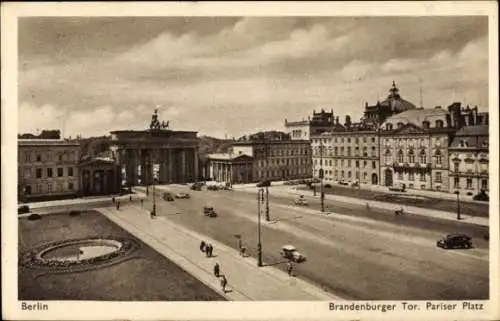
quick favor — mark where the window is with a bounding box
[347,138,351,143]
[481,179,488,190]
[435,120,444,128]
[36,185,42,193]
[408,149,415,163]
[348,160,351,167]
[363,160,367,168]
[435,172,442,183]
[420,150,426,164]
[347,147,351,156]
[419,173,426,182]
[386,124,393,130]
[356,161,360,168]
[57,168,63,177]
[454,177,460,188]
[334,147,338,155]
[68,167,74,176]
[58,153,63,162]
[371,137,375,143]
[348,171,352,179]
[372,161,376,169]
[363,137,367,143]
[341,170,344,178]
[334,170,338,178]
[335,159,338,166]
[435,150,442,165]
[25,152,31,162]
[341,160,344,167]
[398,172,403,180]
[409,172,414,181]
[355,171,360,179]
[341,147,345,155]
[453,162,459,172]
[47,168,53,178]
[398,150,404,163]
[422,121,430,129]
[36,154,42,162]
[397,122,404,129]
[466,178,473,189]
[36,168,42,178]
[47,183,53,193]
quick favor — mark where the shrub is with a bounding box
[69,210,81,216]
[18,205,30,214]
[473,190,489,202]
[27,213,41,221]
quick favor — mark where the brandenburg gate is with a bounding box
[110,110,199,188]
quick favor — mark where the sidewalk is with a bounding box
[24,193,146,210]
[240,185,489,227]
[98,205,341,301]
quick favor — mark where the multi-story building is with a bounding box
[231,138,312,182]
[448,124,489,195]
[379,105,459,191]
[285,109,336,140]
[206,152,254,184]
[18,139,81,201]
[311,130,380,185]
[310,82,413,186]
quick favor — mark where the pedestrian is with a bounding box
[237,238,243,255]
[240,245,246,257]
[220,275,228,293]
[150,210,154,220]
[116,201,120,210]
[129,195,132,202]
[287,261,294,277]
[213,262,220,277]
[208,244,214,257]
[112,196,115,204]
[140,199,144,208]
[200,241,206,253]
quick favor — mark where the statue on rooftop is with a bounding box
[149,108,169,130]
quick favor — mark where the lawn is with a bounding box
[18,210,225,301]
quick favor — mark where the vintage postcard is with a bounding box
[1,2,498,320]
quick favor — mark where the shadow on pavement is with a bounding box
[262,260,289,267]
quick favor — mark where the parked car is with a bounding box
[338,180,349,186]
[437,234,472,249]
[175,192,190,199]
[18,205,30,214]
[256,180,271,187]
[162,192,174,201]
[294,195,309,206]
[190,183,203,191]
[203,206,217,217]
[280,245,306,262]
[207,185,218,191]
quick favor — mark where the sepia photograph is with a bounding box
[2,2,498,321]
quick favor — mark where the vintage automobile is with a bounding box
[175,192,190,199]
[203,206,217,217]
[162,192,174,202]
[437,234,472,249]
[190,183,203,191]
[280,245,306,262]
[207,185,219,191]
[294,195,309,206]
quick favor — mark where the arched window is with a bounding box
[397,122,404,129]
[398,150,404,163]
[386,123,393,130]
[408,149,415,163]
[422,121,430,129]
[435,120,444,128]
[435,149,442,165]
[419,149,426,164]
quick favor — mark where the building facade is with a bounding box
[18,139,80,201]
[285,109,336,140]
[232,139,312,182]
[448,125,489,195]
[206,153,254,184]
[311,131,380,185]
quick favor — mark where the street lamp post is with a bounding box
[319,140,325,212]
[257,188,264,267]
[454,190,461,220]
[264,139,271,221]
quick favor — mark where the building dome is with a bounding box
[380,81,417,112]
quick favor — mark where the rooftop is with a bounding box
[18,139,80,146]
[454,125,489,137]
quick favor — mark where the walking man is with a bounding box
[213,262,220,277]
[220,275,228,293]
[141,199,144,208]
[200,241,206,253]
[205,244,210,257]
[129,195,132,202]
[112,196,115,204]
[116,201,120,210]
[287,261,294,277]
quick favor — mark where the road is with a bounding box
[137,185,489,300]
[295,184,489,217]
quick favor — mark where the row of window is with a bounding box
[457,140,488,148]
[257,158,311,166]
[313,145,378,157]
[26,181,75,194]
[385,119,445,131]
[452,162,488,173]
[313,136,377,145]
[383,137,440,147]
[314,159,377,169]
[22,151,78,163]
[320,169,375,180]
[453,177,488,190]
[29,167,75,179]
[396,172,431,182]
[258,167,309,178]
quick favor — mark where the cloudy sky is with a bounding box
[18,16,489,138]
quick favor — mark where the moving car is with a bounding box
[437,234,472,249]
[190,182,203,191]
[175,192,190,199]
[280,245,306,262]
[162,192,174,202]
[203,206,217,217]
[294,195,308,206]
[207,185,218,191]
